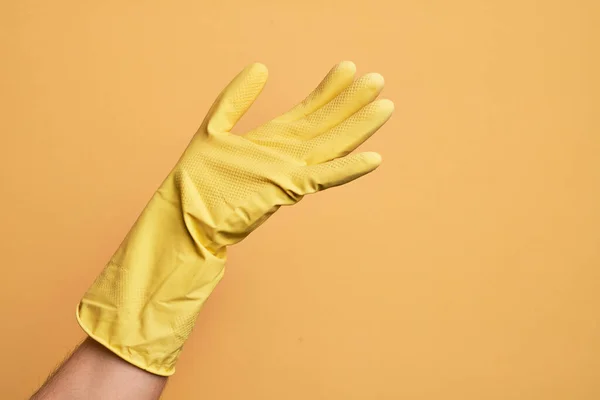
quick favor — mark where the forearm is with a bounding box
[30,338,167,400]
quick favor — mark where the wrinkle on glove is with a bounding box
[77,61,393,376]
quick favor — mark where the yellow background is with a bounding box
[1,0,599,398]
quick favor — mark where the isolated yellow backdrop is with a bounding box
[1,0,599,399]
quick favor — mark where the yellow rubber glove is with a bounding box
[76,61,393,376]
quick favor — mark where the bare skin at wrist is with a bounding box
[30,338,168,400]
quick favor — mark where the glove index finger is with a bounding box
[278,61,356,122]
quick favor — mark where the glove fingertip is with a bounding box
[247,62,269,78]
[336,60,357,74]
[361,151,383,168]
